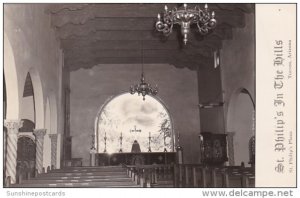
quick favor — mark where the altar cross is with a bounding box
[130,125,142,133]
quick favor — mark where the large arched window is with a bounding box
[96,93,174,153]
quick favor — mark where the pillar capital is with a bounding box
[4,120,23,134]
[48,134,58,140]
[33,129,47,138]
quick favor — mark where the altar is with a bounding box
[96,152,176,166]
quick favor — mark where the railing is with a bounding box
[173,164,255,188]
[122,164,174,187]
[123,163,255,188]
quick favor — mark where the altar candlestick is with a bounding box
[148,132,152,152]
[119,132,123,153]
[104,132,107,153]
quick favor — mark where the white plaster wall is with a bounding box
[70,64,201,165]
[221,13,255,119]
[220,13,255,165]
[20,96,35,122]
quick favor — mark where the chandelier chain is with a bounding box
[130,39,158,100]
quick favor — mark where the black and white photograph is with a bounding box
[1,1,297,195]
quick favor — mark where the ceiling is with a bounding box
[46,3,254,71]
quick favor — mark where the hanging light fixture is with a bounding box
[155,3,217,45]
[130,42,158,100]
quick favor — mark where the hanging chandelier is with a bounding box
[130,43,158,100]
[155,3,217,45]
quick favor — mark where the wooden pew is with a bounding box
[123,163,255,188]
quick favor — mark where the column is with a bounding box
[90,148,97,167]
[4,120,23,184]
[4,127,7,179]
[226,132,235,166]
[49,134,58,169]
[33,129,47,174]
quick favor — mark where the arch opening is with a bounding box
[95,93,175,153]
[28,68,44,129]
[20,72,35,124]
[227,88,255,166]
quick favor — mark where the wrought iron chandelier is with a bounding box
[130,43,158,100]
[155,3,217,44]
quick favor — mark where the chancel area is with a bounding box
[3,3,255,188]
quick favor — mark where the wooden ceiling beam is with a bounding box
[65,56,211,71]
[58,25,233,41]
[47,3,253,71]
[48,3,253,27]
[64,49,213,63]
[55,11,244,39]
[61,39,222,53]
[59,26,232,44]
[65,51,213,64]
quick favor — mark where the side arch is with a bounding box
[49,93,58,134]
[45,98,51,132]
[28,67,44,128]
[227,87,255,132]
[226,87,255,166]
[43,97,51,169]
[4,33,20,120]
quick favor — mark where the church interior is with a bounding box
[3,3,255,188]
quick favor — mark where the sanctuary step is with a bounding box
[11,166,139,188]
[151,179,174,188]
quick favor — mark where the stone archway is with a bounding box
[4,33,20,120]
[95,93,175,153]
[4,33,23,184]
[226,88,255,166]
[43,98,51,170]
[28,67,44,129]
[49,93,58,134]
